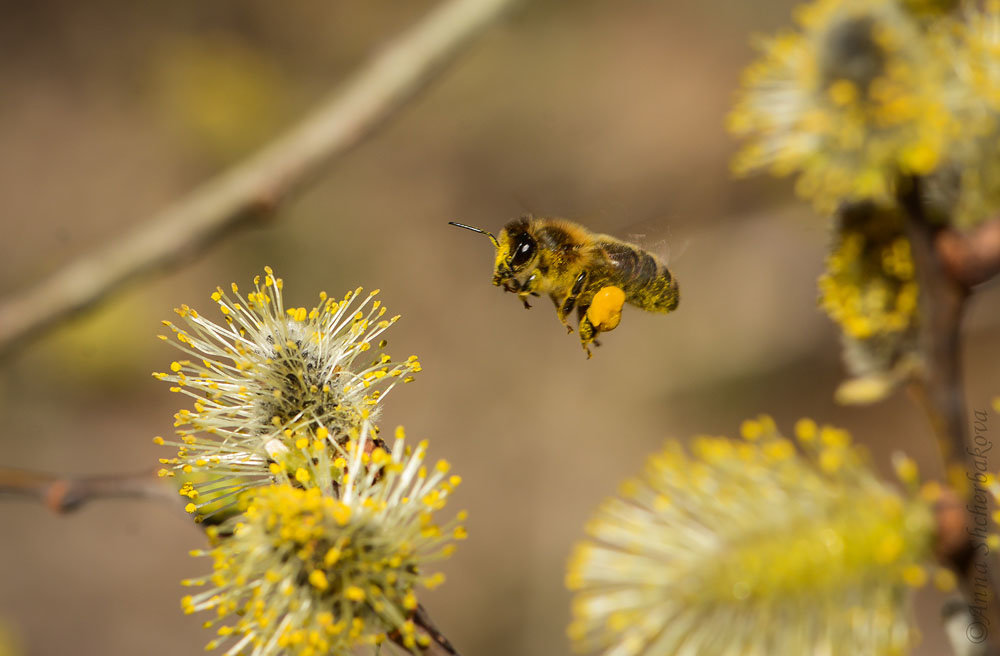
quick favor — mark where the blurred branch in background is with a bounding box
[0,467,175,513]
[0,0,520,361]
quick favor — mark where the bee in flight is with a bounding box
[449,216,679,357]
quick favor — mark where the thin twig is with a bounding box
[899,177,1000,654]
[388,604,463,656]
[0,467,176,513]
[0,0,520,361]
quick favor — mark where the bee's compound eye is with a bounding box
[509,235,536,268]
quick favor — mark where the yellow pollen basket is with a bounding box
[586,286,626,332]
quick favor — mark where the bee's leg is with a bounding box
[547,294,572,333]
[549,294,564,320]
[517,271,539,309]
[556,271,589,334]
[577,304,601,358]
[559,307,574,334]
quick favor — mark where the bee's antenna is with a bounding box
[448,221,500,249]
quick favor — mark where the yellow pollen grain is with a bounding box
[829,79,859,107]
[894,456,919,484]
[740,419,763,441]
[876,533,904,564]
[795,418,818,441]
[763,439,794,461]
[934,568,957,592]
[619,479,639,498]
[902,565,927,588]
[301,569,328,592]
[324,548,341,567]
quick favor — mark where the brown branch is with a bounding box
[936,489,994,656]
[900,178,970,466]
[389,604,463,656]
[0,467,177,513]
[900,177,1000,654]
[0,0,520,361]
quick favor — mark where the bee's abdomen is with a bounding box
[631,261,679,313]
[599,240,679,314]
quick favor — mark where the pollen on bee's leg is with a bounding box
[578,315,599,359]
[587,286,625,332]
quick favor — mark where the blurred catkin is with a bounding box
[566,416,945,656]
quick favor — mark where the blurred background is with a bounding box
[1,0,999,654]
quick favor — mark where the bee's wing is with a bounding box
[616,216,689,266]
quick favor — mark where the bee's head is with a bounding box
[448,218,537,291]
[494,218,537,285]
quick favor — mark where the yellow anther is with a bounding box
[308,570,329,591]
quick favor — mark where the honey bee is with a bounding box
[449,216,679,357]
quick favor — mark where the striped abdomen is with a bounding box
[595,238,679,314]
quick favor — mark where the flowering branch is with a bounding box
[726,0,1000,651]
[0,467,176,513]
[0,464,465,655]
[0,0,520,361]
